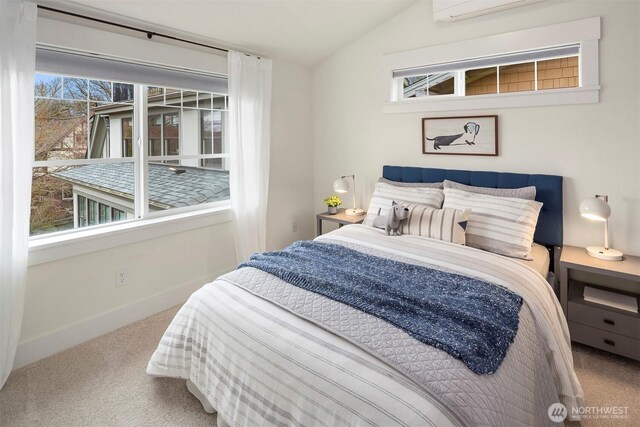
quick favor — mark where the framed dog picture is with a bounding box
[422,115,498,156]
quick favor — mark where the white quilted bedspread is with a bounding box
[147,225,584,426]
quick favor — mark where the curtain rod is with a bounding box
[37,5,229,54]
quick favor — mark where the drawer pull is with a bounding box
[603,339,616,346]
[603,319,615,326]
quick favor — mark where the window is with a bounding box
[148,114,162,156]
[537,57,579,90]
[99,203,111,223]
[383,17,600,112]
[403,72,456,98]
[122,117,133,157]
[78,195,87,227]
[498,62,535,94]
[88,199,99,226]
[111,207,126,221]
[201,110,224,169]
[30,47,229,238]
[164,113,180,157]
[147,111,180,162]
[394,45,580,100]
[32,72,134,236]
[74,195,128,228]
[465,67,497,96]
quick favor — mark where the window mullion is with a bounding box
[133,84,149,219]
[457,71,465,97]
[161,113,165,157]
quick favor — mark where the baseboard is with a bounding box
[13,271,229,370]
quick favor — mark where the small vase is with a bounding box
[327,206,338,215]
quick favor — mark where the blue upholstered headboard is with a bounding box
[382,165,563,247]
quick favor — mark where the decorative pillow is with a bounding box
[443,180,536,200]
[443,188,543,259]
[378,177,443,189]
[363,182,444,226]
[400,204,471,245]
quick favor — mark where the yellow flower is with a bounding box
[323,195,342,207]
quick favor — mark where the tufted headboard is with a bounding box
[382,165,563,248]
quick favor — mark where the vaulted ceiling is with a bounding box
[61,0,419,66]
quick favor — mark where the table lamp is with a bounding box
[579,194,623,261]
[333,175,364,216]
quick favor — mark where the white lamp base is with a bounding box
[585,246,624,261]
[345,208,365,216]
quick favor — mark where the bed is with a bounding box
[147,166,583,427]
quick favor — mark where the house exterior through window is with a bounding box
[121,117,133,157]
[31,50,229,237]
[397,46,581,100]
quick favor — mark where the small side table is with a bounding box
[316,209,365,236]
[559,245,640,360]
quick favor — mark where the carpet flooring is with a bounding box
[1,306,638,426]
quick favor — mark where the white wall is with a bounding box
[267,59,315,250]
[17,16,314,367]
[312,0,640,255]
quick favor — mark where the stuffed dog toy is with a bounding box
[426,121,480,150]
[372,201,410,236]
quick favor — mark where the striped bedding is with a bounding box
[400,204,470,244]
[147,225,583,426]
[443,188,543,259]
[362,182,444,226]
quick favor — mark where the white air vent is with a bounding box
[433,0,544,22]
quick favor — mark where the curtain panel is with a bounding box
[0,0,37,388]
[228,51,273,262]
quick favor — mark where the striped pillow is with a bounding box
[363,183,444,226]
[443,188,543,259]
[401,204,471,245]
[443,180,536,200]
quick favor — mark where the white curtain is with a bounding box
[228,51,273,262]
[0,0,37,389]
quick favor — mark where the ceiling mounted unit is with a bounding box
[433,0,545,22]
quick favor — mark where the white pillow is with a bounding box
[378,177,443,189]
[400,204,470,245]
[443,188,543,259]
[443,180,536,200]
[363,182,444,226]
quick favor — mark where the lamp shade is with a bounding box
[333,178,349,193]
[579,197,611,222]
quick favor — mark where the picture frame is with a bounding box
[422,115,498,156]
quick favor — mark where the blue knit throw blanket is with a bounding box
[239,241,523,374]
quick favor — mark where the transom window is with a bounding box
[394,44,581,100]
[31,47,229,237]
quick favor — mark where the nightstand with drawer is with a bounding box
[559,246,640,360]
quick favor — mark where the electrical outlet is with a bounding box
[115,269,128,288]
[291,218,298,233]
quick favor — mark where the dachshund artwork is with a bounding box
[426,122,480,150]
[422,116,498,156]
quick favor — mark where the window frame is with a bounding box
[30,71,230,245]
[382,17,600,113]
